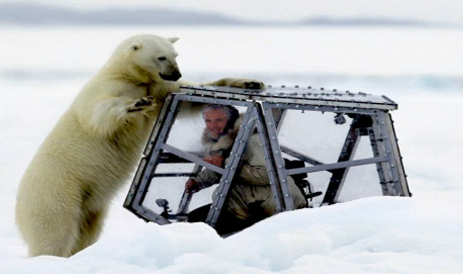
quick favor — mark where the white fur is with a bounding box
[15,34,264,258]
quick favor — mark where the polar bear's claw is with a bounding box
[127,97,157,112]
[243,80,265,89]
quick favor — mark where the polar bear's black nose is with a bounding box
[159,71,182,81]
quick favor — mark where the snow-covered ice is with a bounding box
[1,26,462,273]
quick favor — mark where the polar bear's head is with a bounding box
[109,34,182,83]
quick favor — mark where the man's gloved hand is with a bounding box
[204,155,225,167]
[185,179,201,193]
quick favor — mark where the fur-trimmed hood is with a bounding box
[200,113,266,167]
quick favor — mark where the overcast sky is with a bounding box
[1,0,462,25]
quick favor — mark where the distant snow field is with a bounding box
[0,26,462,273]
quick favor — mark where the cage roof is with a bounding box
[179,85,398,111]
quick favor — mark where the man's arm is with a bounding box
[185,155,225,192]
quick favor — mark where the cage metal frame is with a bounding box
[124,85,411,228]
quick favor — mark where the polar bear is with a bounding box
[15,34,264,258]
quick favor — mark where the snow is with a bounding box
[1,26,463,273]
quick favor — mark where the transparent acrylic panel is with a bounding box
[305,172,332,207]
[165,102,205,153]
[352,133,374,160]
[165,102,249,154]
[337,164,382,202]
[141,173,218,218]
[142,176,186,215]
[141,102,252,221]
[278,109,383,206]
[278,110,354,163]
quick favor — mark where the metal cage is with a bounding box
[124,85,411,230]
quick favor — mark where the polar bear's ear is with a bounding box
[168,37,179,44]
[130,43,142,51]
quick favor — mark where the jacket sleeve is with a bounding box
[193,134,271,188]
[237,135,271,186]
[192,167,221,189]
[238,164,270,186]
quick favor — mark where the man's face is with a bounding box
[204,109,229,140]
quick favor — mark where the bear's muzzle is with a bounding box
[159,70,182,81]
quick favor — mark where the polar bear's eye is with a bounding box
[158,57,167,61]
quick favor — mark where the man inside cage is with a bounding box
[185,104,307,233]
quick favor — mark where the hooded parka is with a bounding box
[191,115,307,221]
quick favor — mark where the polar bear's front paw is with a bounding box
[213,78,266,90]
[127,96,157,113]
[228,78,265,90]
[241,80,265,90]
